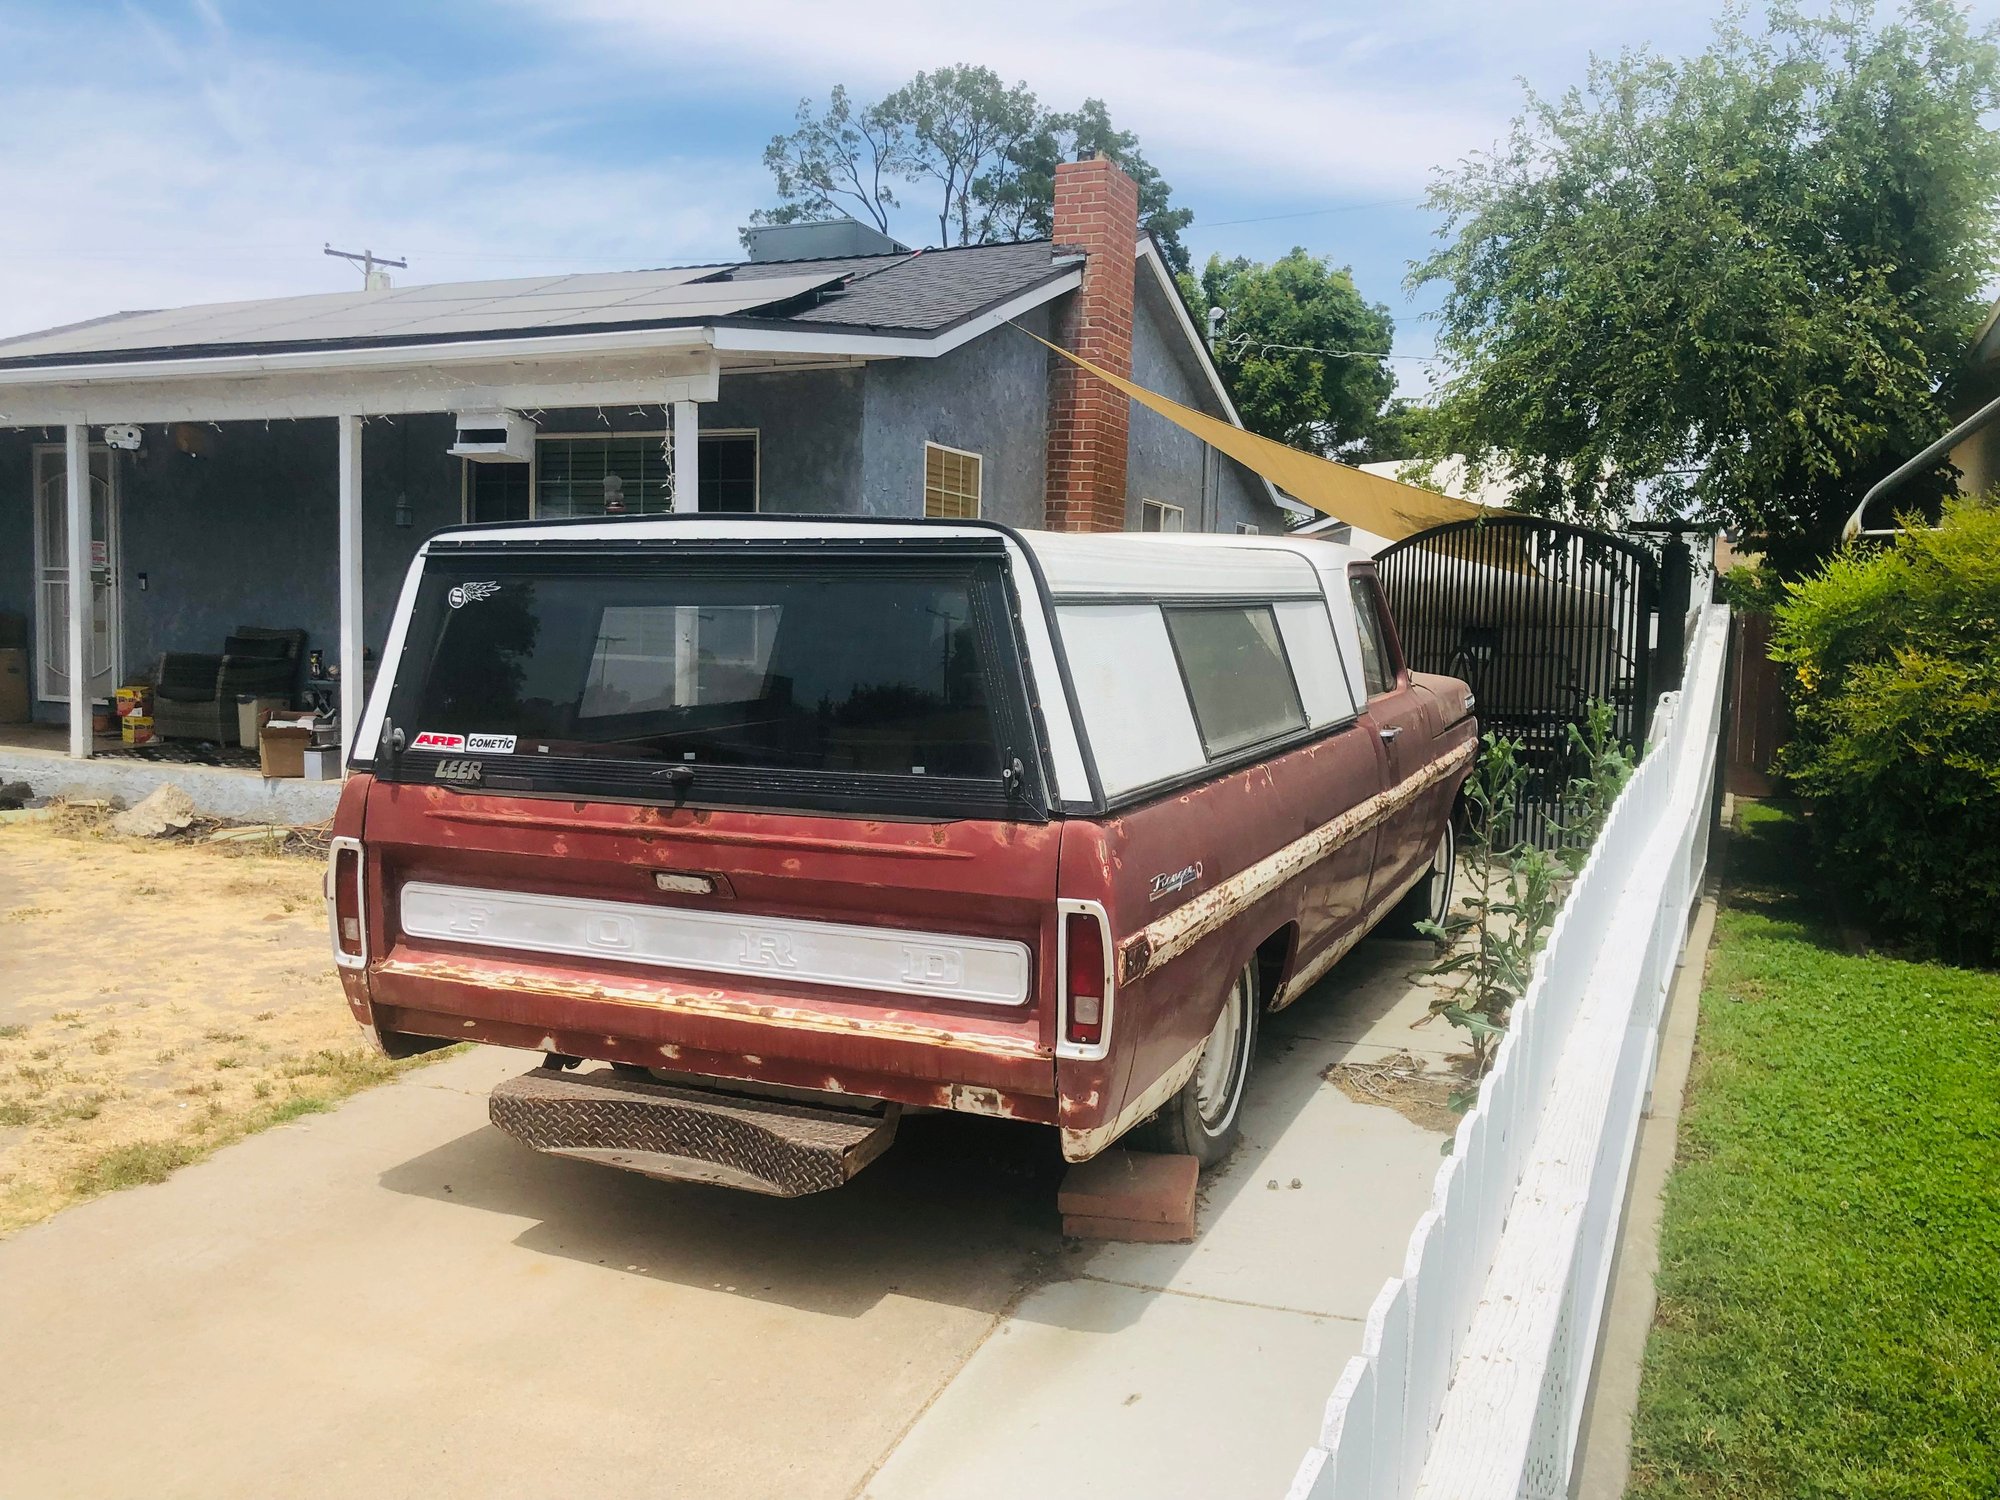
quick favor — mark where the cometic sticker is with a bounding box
[466,733,517,754]
[410,731,465,751]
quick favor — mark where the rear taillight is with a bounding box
[1061,904,1113,1057]
[327,836,366,967]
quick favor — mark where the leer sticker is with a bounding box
[466,733,517,754]
[410,731,465,751]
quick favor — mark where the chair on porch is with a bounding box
[151,627,307,745]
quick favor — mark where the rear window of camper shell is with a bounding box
[374,545,1048,819]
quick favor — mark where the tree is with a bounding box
[751,85,908,234]
[1181,249,1399,459]
[1001,99,1195,274]
[753,75,1193,271]
[878,66,1044,248]
[1414,1,2000,575]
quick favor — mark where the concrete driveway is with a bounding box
[0,939,1459,1500]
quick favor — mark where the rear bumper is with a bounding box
[489,1066,901,1196]
[355,951,1060,1126]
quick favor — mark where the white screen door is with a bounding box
[32,445,121,704]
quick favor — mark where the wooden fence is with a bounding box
[1286,602,1732,1500]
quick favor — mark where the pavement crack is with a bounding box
[1073,1272,1363,1322]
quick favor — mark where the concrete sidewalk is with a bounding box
[0,939,1456,1500]
[863,938,1454,1500]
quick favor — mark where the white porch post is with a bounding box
[672,398,699,513]
[64,423,90,759]
[337,414,364,762]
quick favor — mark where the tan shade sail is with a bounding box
[1020,325,1485,540]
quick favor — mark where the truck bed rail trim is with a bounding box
[1119,737,1476,984]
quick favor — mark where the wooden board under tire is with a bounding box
[488,1066,899,1196]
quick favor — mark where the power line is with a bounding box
[1191,197,1425,231]
[1216,334,1439,364]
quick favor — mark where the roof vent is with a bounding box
[742,220,910,263]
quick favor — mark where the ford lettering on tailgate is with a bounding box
[398,882,1032,1006]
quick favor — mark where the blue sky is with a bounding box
[3,1,1993,395]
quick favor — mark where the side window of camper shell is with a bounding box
[1055,592,1355,803]
[1162,605,1307,758]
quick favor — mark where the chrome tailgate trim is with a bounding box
[398,880,1033,1006]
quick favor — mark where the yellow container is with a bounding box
[122,714,155,746]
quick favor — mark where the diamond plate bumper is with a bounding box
[488,1067,900,1197]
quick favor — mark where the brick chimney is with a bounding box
[1045,154,1139,532]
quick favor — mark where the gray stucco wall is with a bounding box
[0,417,454,722]
[1126,273,1287,534]
[0,431,33,654]
[859,301,1051,526]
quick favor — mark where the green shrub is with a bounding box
[1771,499,2000,963]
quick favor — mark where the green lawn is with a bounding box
[1627,803,2000,1500]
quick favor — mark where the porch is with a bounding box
[0,723,342,823]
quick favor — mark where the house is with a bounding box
[1846,291,2000,538]
[0,156,1284,789]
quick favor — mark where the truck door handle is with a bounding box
[1379,726,1402,742]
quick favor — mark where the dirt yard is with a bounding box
[0,805,439,1235]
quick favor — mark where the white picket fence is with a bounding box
[1287,602,1732,1500]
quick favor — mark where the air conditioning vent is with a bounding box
[449,410,535,464]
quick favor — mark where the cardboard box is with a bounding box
[121,714,156,746]
[115,684,154,719]
[236,695,288,748]
[258,716,315,779]
[0,648,26,725]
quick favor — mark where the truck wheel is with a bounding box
[1137,960,1258,1166]
[1386,821,1456,937]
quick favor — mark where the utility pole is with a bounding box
[324,243,408,290]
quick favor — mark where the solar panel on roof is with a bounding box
[0,270,844,363]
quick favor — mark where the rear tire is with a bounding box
[1386,820,1456,938]
[1134,960,1258,1167]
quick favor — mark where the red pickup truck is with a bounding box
[327,518,1475,1194]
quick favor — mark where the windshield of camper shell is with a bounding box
[396,555,1013,780]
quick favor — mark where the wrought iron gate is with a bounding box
[1374,516,1661,848]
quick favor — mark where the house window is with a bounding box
[464,431,759,523]
[1235,522,1260,535]
[1162,604,1307,758]
[466,461,531,523]
[924,442,982,519]
[1141,499,1185,532]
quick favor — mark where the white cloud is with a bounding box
[0,5,761,338]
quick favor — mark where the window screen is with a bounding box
[1163,605,1307,758]
[1350,578,1394,697]
[924,444,982,519]
[468,433,760,522]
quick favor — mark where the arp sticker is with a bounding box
[465,733,517,754]
[410,731,465,751]
[447,581,501,609]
